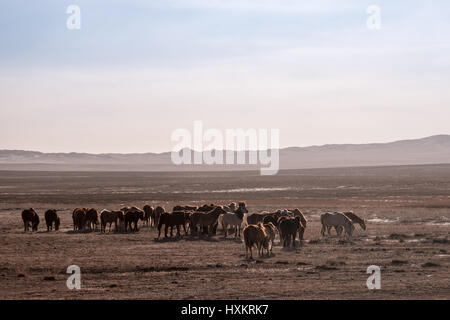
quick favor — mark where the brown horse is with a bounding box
[190,206,226,236]
[279,217,302,248]
[124,208,144,232]
[72,208,87,230]
[154,206,165,228]
[262,214,278,226]
[22,208,39,232]
[44,209,60,231]
[157,211,188,238]
[246,212,271,225]
[100,209,124,233]
[85,208,99,230]
[243,223,267,259]
[289,208,307,241]
[143,205,154,227]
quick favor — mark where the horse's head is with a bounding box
[361,220,366,230]
[55,217,60,230]
[238,202,248,213]
[211,206,227,216]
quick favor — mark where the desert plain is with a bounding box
[0,164,449,299]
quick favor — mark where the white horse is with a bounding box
[221,203,248,237]
[320,212,354,239]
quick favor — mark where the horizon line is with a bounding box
[0,134,448,155]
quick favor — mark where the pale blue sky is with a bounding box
[1,0,449,153]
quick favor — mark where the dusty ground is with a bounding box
[0,165,449,299]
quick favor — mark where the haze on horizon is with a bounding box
[1,0,450,154]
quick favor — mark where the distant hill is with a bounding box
[0,135,449,171]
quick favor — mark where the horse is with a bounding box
[276,215,290,242]
[123,207,144,232]
[289,208,307,241]
[221,202,248,237]
[246,212,271,225]
[243,223,267,259]
[72,208,87,231]
[190,206,227,236]
[263,222,276,255]
[22,208,39,232]
[44,209,60,231]
[143,205,154,227]
[327,211,366,235]
[100,209,124,233]
[85,208,99,230]
[154,206,165,228]
[157,211,188,238]
[262,214,278,226]
[279,217,302,247]
[320,212,354,239]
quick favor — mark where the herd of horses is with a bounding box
[20,202,367,259]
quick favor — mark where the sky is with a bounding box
[0,0,449,153]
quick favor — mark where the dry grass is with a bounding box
[0,166,449,299]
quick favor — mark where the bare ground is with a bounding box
[0,165,449,299]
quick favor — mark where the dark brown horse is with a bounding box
[22,208,39,232]
[72,208,87,230]
[85,208,99,230]
[279,217,303,248]
[288,208,307,241]
[157,211,188,238]
[154,206,165,228]
[124,208,144,232]
[142,205,154,227]
[44,209,60,231]
[100,209,124,233]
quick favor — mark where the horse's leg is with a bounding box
[327,225,332,235]
[222,222,227,237]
